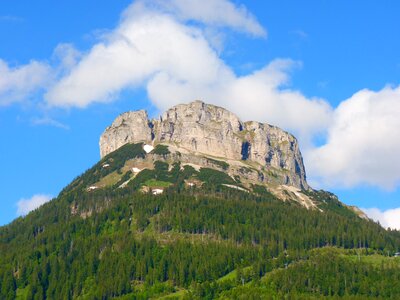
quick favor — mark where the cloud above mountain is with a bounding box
[1,0,400,192]
[130,0,267,37]
[44,0,331,143]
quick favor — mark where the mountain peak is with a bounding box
[100,101,308,190]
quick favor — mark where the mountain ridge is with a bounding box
[100,100,308,190]
[0,102,399,298]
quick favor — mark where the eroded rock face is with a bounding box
[155,101,243,160]
[243,121,307,189]
[99,100,309,189]
[99,110,152,158]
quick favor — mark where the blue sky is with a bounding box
[1,0,400,228]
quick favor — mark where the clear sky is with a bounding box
[1,0,400,229]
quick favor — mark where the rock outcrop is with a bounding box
[100,110,152,158]
[100,100,309,189]
[156,101,244,160]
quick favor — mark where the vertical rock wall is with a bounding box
[99,100,309,189]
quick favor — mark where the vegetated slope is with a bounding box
[0,144,399,299]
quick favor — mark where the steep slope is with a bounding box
[0,102,399,299]
[0,142,399,299]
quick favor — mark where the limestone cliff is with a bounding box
[100,110,152,158]
[100,100,309,189]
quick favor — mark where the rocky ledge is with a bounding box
[100,100,309,190]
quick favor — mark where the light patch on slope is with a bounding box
[132,167,142,173]
[347,206,369,220]
[271,185,319,210]
[118,180,132,189]
[143,144,154,153]
[222,184,249,193]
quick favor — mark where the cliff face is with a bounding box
[100,100,308,189]
[99,110,152,158]
[156,101,244,160]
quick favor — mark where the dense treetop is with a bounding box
[1,143,399,299]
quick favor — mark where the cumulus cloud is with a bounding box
[307,86,400,189]
[147,58,332,142]
[3,0,400,192]
[17,194,52,216]
[53,43,82,72]
[44,0,265,108]
[0,59,51,105]
[130,0,267,37]
[45,0,331,143]
[362,207,400,230]
[46,11,229,108]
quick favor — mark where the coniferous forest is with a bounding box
[1,144,400,299]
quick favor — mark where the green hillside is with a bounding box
[1,143,399,299]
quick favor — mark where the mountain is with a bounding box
[100,100,308,190]
[0,101,399,299]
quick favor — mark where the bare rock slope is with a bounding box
[100,100,309,190]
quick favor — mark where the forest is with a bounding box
[1,143,399,299]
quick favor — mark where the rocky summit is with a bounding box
[2,108,396,300]
[100,100,308,190]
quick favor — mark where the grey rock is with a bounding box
[99,100,309,189]
[99,110,152,158]
[243,121,307,189]
[154,100,243,160]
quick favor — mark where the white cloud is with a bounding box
[44,0,266,107]
[0,59,51,105]
[362,207,400,230]
[46,11,231,108]
[16,194,52,216]
[3,0,400,192]
[128,0,267,37]
[53,43,82,72]
[147,58,332,143]
[307,86,400,189]
[31,116,70,130]
[45,0,331,144]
